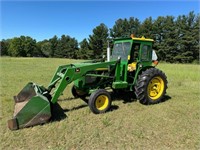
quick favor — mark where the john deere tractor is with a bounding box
[8,35,167,130]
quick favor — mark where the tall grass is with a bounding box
[0,57,199,150]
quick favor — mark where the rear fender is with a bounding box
[133,66,154,85]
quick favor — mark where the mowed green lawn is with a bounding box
[0,57,199,150]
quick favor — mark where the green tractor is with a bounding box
[8,36,167,130]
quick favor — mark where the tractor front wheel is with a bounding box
[135,68,167,105]
[71,86,89,105]
[89,89,112,114]
[71,85,88,98]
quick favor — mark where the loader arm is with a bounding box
[48,61,117,103]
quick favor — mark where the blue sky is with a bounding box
[1,1,199,42]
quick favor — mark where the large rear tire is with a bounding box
[135,68,167,104]
[89,89,112,114]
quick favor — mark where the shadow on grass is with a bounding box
[50,93,171,123]
[109,105,119,112]
[140,94,172,106]
[49,103,88,123]
[57,97,76,101]
[111,91,171,105]
[51,103,67,122]
[110,91,137,104]
[161,95,171,103]
[63,104,88,113]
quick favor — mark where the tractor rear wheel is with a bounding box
[89,89,112,114]
[135,68,167,105]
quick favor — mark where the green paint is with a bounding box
[9,36,157,130]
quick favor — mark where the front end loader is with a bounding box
[8,61,119,130]
[8,35,168,130]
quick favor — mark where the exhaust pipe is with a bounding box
[107,40,111,62]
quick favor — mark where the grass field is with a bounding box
[0,57,199,150]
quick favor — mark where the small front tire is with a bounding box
[71,85,87,98]
[89,89,112,114]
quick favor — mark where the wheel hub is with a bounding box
[148,76,164,100]
[95,95,109,110]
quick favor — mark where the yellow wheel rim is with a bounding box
[147,76,164,100]
[95,95,109,110]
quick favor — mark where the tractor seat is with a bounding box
[128,62,137,72]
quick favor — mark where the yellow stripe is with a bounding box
[95,68,108,71]
[132,36,154,42]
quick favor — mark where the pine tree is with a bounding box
[78,38,92,59]
[49,35,58,57]
[152,16,166,60]
[88,23,109,59]
[175,12,199,63]
[55,35,79,58]
[162,16,177,62]
[139,17,154,38]
[110,17,141,38]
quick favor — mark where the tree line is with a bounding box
[1,11,199,63]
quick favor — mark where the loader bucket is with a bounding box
[7,82,51,130]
